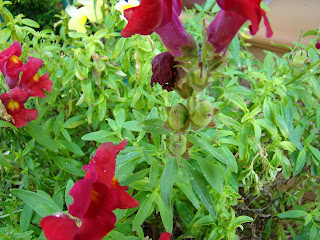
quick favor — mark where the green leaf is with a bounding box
[0,120,18,130]
[293,149,306,176]
[11,189,61,217]
[183,160,217,218]
[0,28,11,43]
[20,205,33,232]
[81,130,115,141]
[276,114,289,139]
[304,129,315,147]
[225,93,247,112]
[263,51,275,78]
[256,118,278,136]
[139,119,170,135]
[231,216,253,229]
[49,153,84,177]
[309,146,320,162]
[189,135,238,173]
[303,29,318,37]
[295,222,320,240]
[24,122,58,152]
[65,179,74,207]
[58,140,84,156]
[216,113,241,131]
[115,108,126,127]
[277,210,308,219]
[157,195,173,233]
[113,38,126,59]
[21,18,40,28]
[175,181,200,209]
[115,156,140,182]
[132,192,157,231]
[238,125,248,160]
[197,157,224,195]
[160,158,178,208]
[122,121,142,132]
[81,80,94,104]
[278,141,296,153]
[281,155,292,179]
[203,0,215,11]
[193,215,217,227]
[0,151,12,169]
[229,34,241,68]
[251,119,261,146]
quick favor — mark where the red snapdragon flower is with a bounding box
[207,0,273,53]
[316,40,320,50]
[20,57,53,98]
[0,41,23,88]
[159,232,171,240]
[0,87,38,128]
[40,140,139,240]
[121,0,196,57]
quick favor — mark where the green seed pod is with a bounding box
[175,82,194,99]
[189,68,210,92]
[292,50,308,68]
[190,99,213,129]
[168,133,187,157]
[166,103,190,132]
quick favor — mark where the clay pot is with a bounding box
[182,0,206,9]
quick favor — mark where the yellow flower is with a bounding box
[66,0,106,33]
[78,0,104,23]
[66,6,87,33]
[114,0,140,20]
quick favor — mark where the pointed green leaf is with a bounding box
[11,189,61,217]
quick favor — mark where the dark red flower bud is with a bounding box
[151,52,184,91]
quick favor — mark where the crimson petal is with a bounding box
[40,214,79,240]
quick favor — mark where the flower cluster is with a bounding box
[0,41,53,128]
[117,0,273,92]
[40,140,140,240]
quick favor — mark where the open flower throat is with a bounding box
[6,100,20,112]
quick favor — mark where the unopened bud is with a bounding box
[166,103,189,132]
